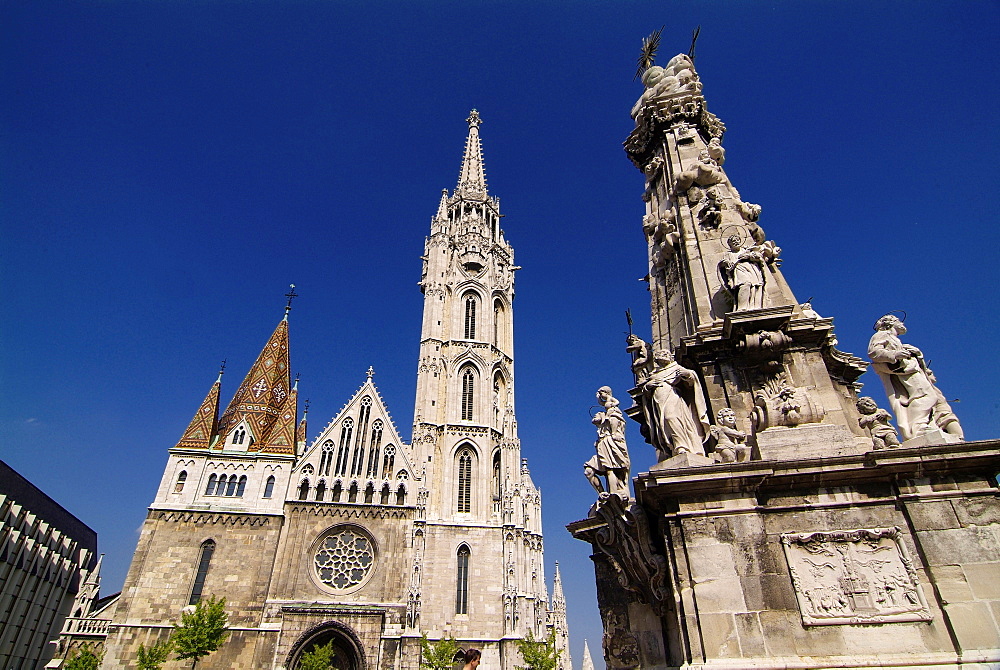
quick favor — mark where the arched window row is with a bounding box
[294,478,410,506]
[204,474,247,497]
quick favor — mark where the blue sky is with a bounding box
[2,3,998,668]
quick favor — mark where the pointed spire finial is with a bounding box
[217,359,227,383]
[456,112,487,198]
[293,372,300,391]
[284,284,298,320]
[303,398,310,415]
[366,366,375,380]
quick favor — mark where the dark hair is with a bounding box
[464,649,481,664]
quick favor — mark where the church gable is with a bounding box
[293,372,415,505]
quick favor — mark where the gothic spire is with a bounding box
[552,561,566,606]
[173,373,221,449]
[215,316,292,452]
[435,189,449,219]
[455,110,487,199]
[581,641,595,670]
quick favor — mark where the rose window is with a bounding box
[314,526,376,590]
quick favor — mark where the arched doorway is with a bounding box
[286,622,365,670]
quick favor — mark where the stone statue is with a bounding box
[710,408,749,462]
[868,314,963,442]
[640,349,710,460]
[718,233,767,311]
[584,387,630,499]
[707,136,726,165]
[855,396,901,450]
[626,334,652,385]
[673,150,724,194]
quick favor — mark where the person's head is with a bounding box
[726,234,742,251]
[874,314,906,334]
[856,396,878,415]
[464,649,481,668]
[653,348,675,364]
[597,386,613,402]
[716,408,737,427]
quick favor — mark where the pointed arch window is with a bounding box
[174,471,187,493]
[457,448,473,513]
[189,540,215,605]
[366,420,383,478]
[364,482,375,504]
[492,451,501,513]
[315,480,326,501]
[380,483,391,505]
[263,475,275,499]
[298,479,310,501]
[456,545,470,614]
[320,441,334,477]
[336,418,353,476]
[233,427,246,445]
[461,367,475,421]
[396,484,406,505]
[382,445,395,480]
[464,293,477,339]
[205,474,218,496]
[348,482,359,503]
[352,398,372,477]
[332,481,342,502]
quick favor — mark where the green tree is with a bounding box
[136,636,174,670]
[297,641,338,670]
[63,645,101,670]
[172,595,230,669]
[419,635,460,670]
[515,630,560,670]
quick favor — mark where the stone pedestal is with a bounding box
[569,440,1000,670]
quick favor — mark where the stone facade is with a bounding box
[101,113,566,669]
[570,48,1000,670]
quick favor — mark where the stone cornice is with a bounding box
[633,439,1000,505]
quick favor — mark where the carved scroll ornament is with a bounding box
[592,493,669,615]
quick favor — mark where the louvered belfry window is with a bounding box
[461,368,475,421]
[464,294,477,339]
[457,449,472,513]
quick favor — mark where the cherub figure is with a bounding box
[626,333,652,385]
[856,396,901,450]
[710,408,749,463]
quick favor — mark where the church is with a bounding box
[99,112,569,669]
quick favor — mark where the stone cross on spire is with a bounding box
[455,110,487,199]
[366,366,375,380]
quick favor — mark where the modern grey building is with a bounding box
[0,460,98,669]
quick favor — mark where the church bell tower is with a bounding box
[408,112,549,654]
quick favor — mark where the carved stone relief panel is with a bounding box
[781,527,931,626]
